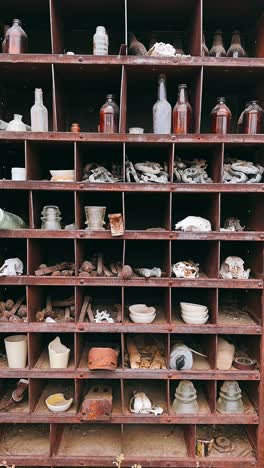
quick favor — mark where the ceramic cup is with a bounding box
[4,334,28,368]
[48,336,70,368]
[11,167,26,181]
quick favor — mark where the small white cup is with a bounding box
[11,167,26,181]
[4,334,28,368]
[129,127,144,134]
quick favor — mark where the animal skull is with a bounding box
[175,216,212,232]
[219,256,250,279]
[129,391,163,415]
[172,261,199,278]
[221,217,245,232]
[0,257,23,276]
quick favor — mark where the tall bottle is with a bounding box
[211,97,231,134]
[210,30,226,57]
[237,102,251,133]
[227,30,247,58]
[243,100,264,134]
[99,94,119,133]
[30,88,48,132]
[173,84,192,134]
[153,74,172,134]
[93,26,108,56]
[5,19,28,54]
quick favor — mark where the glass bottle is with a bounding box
[227,30,247,58]
[237,102,251,133]
[209,30,226,57]
[6,114,27,132]
[70,122,80,132]
[210,97,231,134]
[5,19,28,54]
[153,74,172,134]
[30,88,48,132]
[93,26,108,56]
[202,34,209,57]
[173,84,192,134]
[0,208,27,229]
[99,94,119,133]
[41,206,62,230]
[243,100,264,134]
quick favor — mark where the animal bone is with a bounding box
[172,260,199,278]
[0,258,23,276]
[221,217,245,232]
[129,391,163,415]
[134,162,162,175]
[135,267,161,278]
[94,310,114,323]
[175,216,212,232]
[219,256,250,279]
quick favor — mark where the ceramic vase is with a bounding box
[172,380,199,414]
[85,206,106,230]
[48,336,70,368]
[4,334,28,368]
[216,380,244,414]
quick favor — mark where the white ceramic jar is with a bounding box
[93,26,109,55]
[4,334,28,368]
[11,167,26,180]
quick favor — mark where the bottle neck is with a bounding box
[158,79,167,100]
[231,32,241,44]
[35,89,43,105]
[213,33,223,46]
[177,86,188,104]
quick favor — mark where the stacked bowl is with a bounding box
[180,302,209,324]
[129,304,156,323]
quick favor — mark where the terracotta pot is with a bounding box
[88,347,118,370]
[4,334,28,368]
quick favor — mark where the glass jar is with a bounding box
[243,100,264,134]
[99,94,119,133]
[93,26,108,56]
[5,19,28,54]
[210,97,231,134]
[41,206,62,230]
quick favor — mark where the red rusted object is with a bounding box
[108,213,124,236]
[88,347,119,370]
[81,385,112,420]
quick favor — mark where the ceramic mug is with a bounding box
[4,334,28,368]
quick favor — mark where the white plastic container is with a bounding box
[4,334,28,368]
[93,26,108,56]
[11,167,26,180]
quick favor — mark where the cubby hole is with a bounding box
[0,189,29,227]
[57,423,122,457]
[127,0,201,56]
[0,63,53,130]
[0,0,51,54]
[221,194,264,231]
[76,239,123,277]
[220,241,263,279]
[125,193,170,231]
[171,240,219,278]
[217,335,260,370]
[126,67,202,133]
[216,380,258,415]
[77,333,122,370]
[53,64,122,132]
[77,192,123,230]
[125,143,172,183]
[223,144,264,184]
[0,286,27,324]
[123,424,190,458]
[124,380,168,416]
[125,240,170,277]
[0,423,50,456]
[29,333,75,370]
[0,239,27,275]
[125,333,168,370]
[0,378,29,414]
[28,239,75,276]
[173,143,223,183]
[30,378,76,415]
[172,193,219,231]
[218,289,262,326]
[26,142,74,181]
[124,287,170,325]
[32,191,75,229]
[28,286,75,323]
[170,380,214,415]
[171,288,217,325]
[76,286,122,323]
[203,0,264,58]
[78,379,122,416]
[51,0,126,54]
[170,334,214,370]
[201,68,264,133]
[196,424,256,459]
[76,142,123,183]
[0,332,29,369]
[0,141,25,180]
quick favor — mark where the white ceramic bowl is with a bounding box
[181,314,209,325]
[130,311,156,321]
[180,302,208,314]
[129,304,156,315]
[50,170,75,181]
[180,308,208,318]
[45,393,73,412]
[129,313,156,324]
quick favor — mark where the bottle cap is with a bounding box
[13,19,22,25]
[159,74,166,81]
[179,83,187,88]
[106,94,115,100]
[96,26,106,33]
[217,97,226,102]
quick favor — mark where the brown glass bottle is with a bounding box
[99,94,119,133]
[211,97,231,134]
[243,100,264,134]
[210,30,226,57]
[173,84,192,134]
[70,123,80,132]
[237,102,251,133]
[227,30,247,58]
[5,19,28,54]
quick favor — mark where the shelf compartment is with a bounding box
[77,191,123,230]
[172,193,219,231]
[0,285,27,324]
[218,289,262,326]
[220,241,263,279]
[125,193,170,231]
[76,239,124,277]
[123,379,168,416]
[216,380,258,416]
[0,332,29,370]
[172,288,217,325]
[170,334,214,371]
[76,141,124,182]
[78,378,122,417]
[26,141,74,181]
[125,142,173,183]
[125,240,170,278]
[0,140,25,181]
[29,332,75,370]
[171,240,219,279]
[76,286,122,324]
[124,287,170,326]
[0,238,27,275]
[77,333,122,370]
[32,190,75,229]
[170,380,213,415]
[0,378,29,414]
[223,142,264,184]
[220,193,264,232]
[125,334,167,370]
[28,285,75,323]
[0,423,50,456]
[28,239,75,276]
[217,334,260,372]
[30,378,76,415]
[0,189,29,227]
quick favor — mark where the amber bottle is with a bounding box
[5,19,28,54]
[243,100,264,134]
[211,97,231,134]
[70,123,80,132]
[237,102,251,133]
[202,34,209,57]
[173,84,192,134]
[210,30,226,57]
[99,94,119,133]
[227,30,247,58]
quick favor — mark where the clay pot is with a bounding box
[88,347,118,370]
[216,380,244,414]
[48,336,70,368]
[4,334,28,368]
[85,206,106,230]
[172,380,199,414]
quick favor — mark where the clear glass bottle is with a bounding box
[0,209,27,229]
[5,19,28,54]
[30,88,48,132]
[173,84,192,134]
[210,97,231,134]
[243,100,264,134]
[6,114,27,132]
[153,74,172,134]
[99,94,119,133]
[41,206,62,230]
[227,30,247,58]
[209,30,226,57]
[93,26,108,56]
